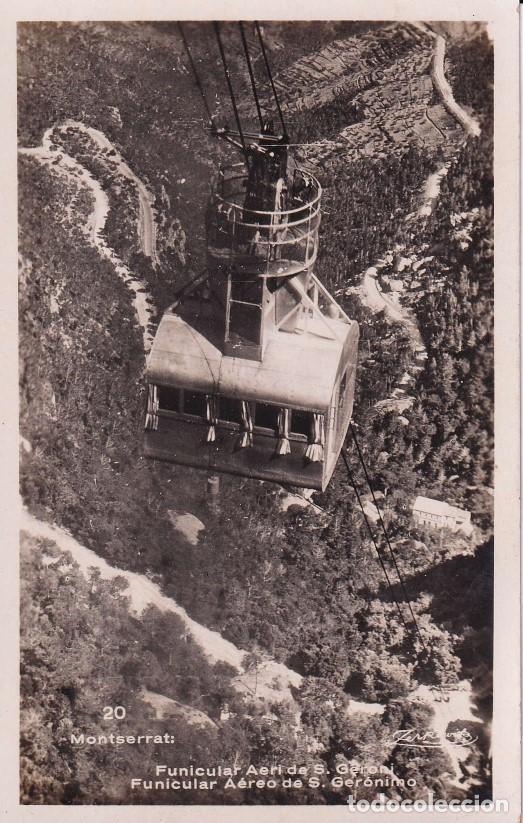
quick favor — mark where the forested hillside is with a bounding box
[19,21,494,804]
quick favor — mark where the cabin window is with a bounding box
[183,390,206,417]
[155,387,208,420]
[254,402,279,432]
[290,409,312,437]
[336,370,348,420]
[339,370,347,403]
[218,396,242,425]
[158,386,182,413]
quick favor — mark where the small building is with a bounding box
[412,496,472,535]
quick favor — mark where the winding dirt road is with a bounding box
[20,125,303,702]
[413,683,482,790]
[60,120,160,265]
[21,507,244,668]
[419,163,450,217]
[362,269,425,354]
[18,26,484,747]
[19,126,155,352]
[21,506,303,704]
[431,35,481,138]
[352,39,483,782]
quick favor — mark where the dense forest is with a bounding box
[22,531,491,804]
[18,21,494,804]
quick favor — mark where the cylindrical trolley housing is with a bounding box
[206,164,324,360]
[207,163,322,279]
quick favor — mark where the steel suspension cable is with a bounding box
[239,21,264,130]
[340,447,411,635]
[342,443,456,704]
[213,22,247,155]
[348,423,429,654]
[177,22,214,125]
[254,21,287,139]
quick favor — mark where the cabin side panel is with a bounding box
[143,417,324,489]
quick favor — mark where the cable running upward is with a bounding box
[239,22,264,130]
[213,22,247,154]
[340,447,411,634]
[254,21,287,139]
[177,23,213,125]
[349,424,429,653]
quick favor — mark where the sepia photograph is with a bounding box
[12,5,518,813]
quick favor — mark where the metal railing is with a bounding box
[207,164,322,276]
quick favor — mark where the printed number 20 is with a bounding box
[103,706,126,720]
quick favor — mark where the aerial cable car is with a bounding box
[144,21,359,491]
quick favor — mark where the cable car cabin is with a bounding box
[144,163,359,491]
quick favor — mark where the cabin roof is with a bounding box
[147,308,355,412]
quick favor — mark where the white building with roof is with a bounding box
[412,496,472,535]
